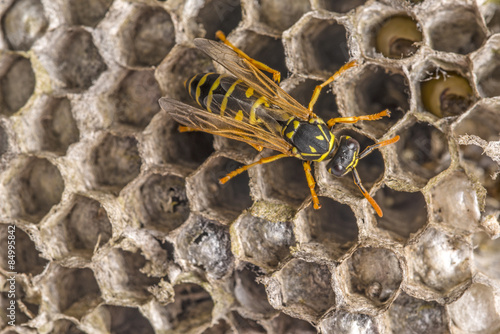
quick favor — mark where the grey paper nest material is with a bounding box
[1,0,500,333]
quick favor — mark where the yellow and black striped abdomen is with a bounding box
[185,73,289,129]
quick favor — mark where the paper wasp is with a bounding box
[159,31,399,216]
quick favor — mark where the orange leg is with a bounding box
[352,168,383,217]
[327,109,391,128]
[308,60,358,112]
[303,161,321,209]
[358,135,400,159]
[219,153,288,184]
[216,30,281,83]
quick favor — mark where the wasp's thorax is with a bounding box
[326,136,360,177]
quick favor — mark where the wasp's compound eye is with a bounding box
[327,161,345,177]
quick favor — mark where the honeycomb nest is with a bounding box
[1,0,500,333]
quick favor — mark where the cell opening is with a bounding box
[137,173,189,233]
[191,156,252,221]
[127,6,175,67]
[318,0,367,13]
[101,305,154,334]
[259,0,310,31]
[234,266,274,315]
[110,70,161,128]
[2,0,48,51]
[475,38,500,98]
[90,134,141,193]
[375,15,423,58]
[14,157,65,222]
[0,225,48,275]
[420,69,474,118]
[473,232,500,280]
[374,188,427,240]
[295,19,350,76]
[0,56,36,116]
[40,97,80,154]
[427,8,486,55]
[51,319,84,334]
[298,197,358,250]
[176,215,234,279]
[232,214,295,269]
[67,0,113,27]
[353,65,409,134]
[397,121,450,182]
[197,0,242,38]
[345,247,403,306]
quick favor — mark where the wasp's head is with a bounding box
[326,135,360,177]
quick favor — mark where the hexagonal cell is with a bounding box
[342,247,403,308]
[480,0,500,34]
[448,283,500,334]
[266,259,335,321]
[388,292,449,334]
[429,170,481,232]
[97,3,175,68]
[286,77,339,121]
[425,6,487,55]
[1,0,48,51]
[63,0,113,27]
[40,195,112,262]
[188,155,252,222]
[284,15,350,77]
[473,35,500,98]
[35,27,107,91]
[351,65,409,134]
[40,265,101,318]
[0,55,36,116]
[295,197,358,256]
[0,224,48,275]
[234,265,275,316]
[1,157,64,222]
[127,173,189,234]
[396,121,451,183]
[257,155,309,208]
[374,15,423,58]
[196,0,241,38]
[174,214,234,279]
[256,0,310,32]
[89,133,141,193]
[268,312,317,334]
[142,111,214,170]
[39,97,79,154]
[85,305,154,334]
[420,69,474,118]
[155,283,214,333]
[93,248,160,304]
[231,213,294,269]
[473,232,500,280]
[374,188,427,241]
[319,310,380,334]
[109,69,161,128]
[316,0,367,13]
[406,228,472,297]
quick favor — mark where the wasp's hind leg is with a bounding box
[308,60,358,112]
[219,153,288,184]
[215,31,281,83]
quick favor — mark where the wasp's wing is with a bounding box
[193,38,312,121]
[159,98,294,154]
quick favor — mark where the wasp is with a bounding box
[159,31,399,216]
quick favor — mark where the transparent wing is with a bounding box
[194,38,313,121]
[159,97,294,154]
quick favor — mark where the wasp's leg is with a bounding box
[352,168,383,217]
[327,109,392,128]
[216,30,281,83]
[219,153,288,184]
[308,60,358,112]
[303,161,321,209]
[358,135,400,159]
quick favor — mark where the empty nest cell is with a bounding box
[234,266,275,316]
[196,0,241,38]
[86,305,154,334]
[257,0,310,32]
[0,55,35,116]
